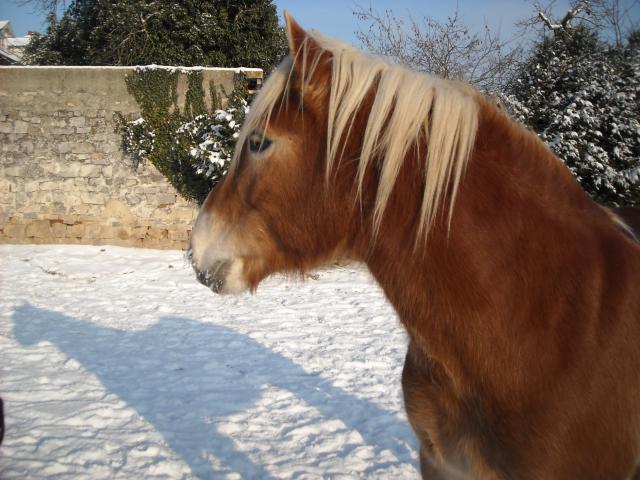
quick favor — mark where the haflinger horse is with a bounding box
[189,13,640,480]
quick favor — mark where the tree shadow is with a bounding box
[12,303,417,478]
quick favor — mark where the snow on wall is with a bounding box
[0,66,260,249]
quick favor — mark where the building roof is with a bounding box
[8,37,30,47]
[0,48,22,65]
[0,21,16,38]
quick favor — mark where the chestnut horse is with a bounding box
[189,14,640,479]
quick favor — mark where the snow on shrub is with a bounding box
[176,102,247,183]
[116,68,251,204]
[120,102,246,189]
[500,28,640,206]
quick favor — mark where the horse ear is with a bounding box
[284,11,307,56]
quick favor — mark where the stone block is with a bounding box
[103,199,135,222]
[72,142,95,154]
[0,177,16,192]
[156,194,177,205]
[39,181,58,191]
[24,181,39,193]
[5,212,21,223]
[22,204,43,214]
[70,117,86,127]
[79,165,102,178]
[68,223,85,237]
[59,165,80,178]
[62,179,76,189]
[147,227,168,240]
[57,142,73,154]
[53,127,76,135]
[126,194,142,205]
[52,192,78,205]
[80,192,105,205]
[71,204,96,215]
[131,226,149,239]
[168,229,189,241]
[90,153,111,165]
[14,121,29,134]
[101,143,120,154]
[116,228,129,240]
[84,223,101,239]
[25,220,51,238]
[50,202,68,214]
[20,141,34,154]
[87,176,106,187]
[1,141,19,153]
[3,166,22,177]
[170,240,187,250]
[33,191,52,204]
[4,224,25,238]
[51,222,67,238]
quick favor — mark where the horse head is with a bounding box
[189,13,477,294]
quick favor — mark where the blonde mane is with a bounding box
[235,30,479,238]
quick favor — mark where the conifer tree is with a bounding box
[24,0,287,72]
[502,27,640,205]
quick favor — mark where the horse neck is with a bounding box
[354,97,602,388]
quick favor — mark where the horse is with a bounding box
[189,13,640,479]
[612,207,640,239]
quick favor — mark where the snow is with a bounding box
[0,66,263,73]
[0,244,419,479]
[7,37,30,47]
[500,31,640,205]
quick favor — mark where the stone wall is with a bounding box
[0,66,261,249]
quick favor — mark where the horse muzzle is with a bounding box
[188,245,248,295]
[189,208,251,294]
[193,260,230,294]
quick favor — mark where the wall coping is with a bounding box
[0,65,262,71]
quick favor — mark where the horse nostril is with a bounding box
[195,269,209,286]
[193,261,230,294]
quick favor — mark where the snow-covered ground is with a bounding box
[0,244,418,479]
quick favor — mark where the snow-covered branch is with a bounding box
[538,1,592,31]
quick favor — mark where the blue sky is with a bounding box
[1,0,568,41]
[3,0,637,45]
[277,0,553,44]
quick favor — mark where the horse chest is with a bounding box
[401,342,516,479]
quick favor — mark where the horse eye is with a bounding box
[247,133,272,153]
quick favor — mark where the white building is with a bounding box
[0,20,35,65]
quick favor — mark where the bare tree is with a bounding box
[353,4,522,92]
[15,0,65,24]
[519,0,639,48]
[590,0,639,47]
[537,1,593,30]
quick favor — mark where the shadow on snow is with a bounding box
[12,303,416,478]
